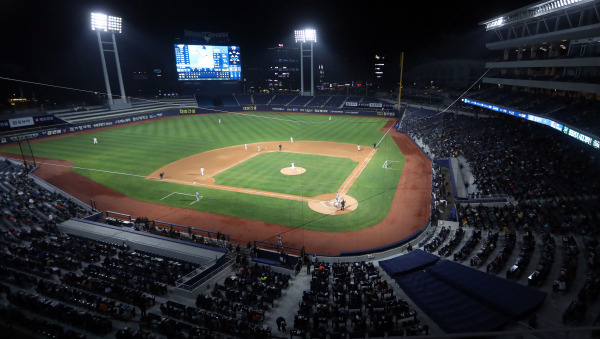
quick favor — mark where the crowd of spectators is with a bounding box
[293,260,428,338]
[0,159,277,338]
[403,108,600,205]
[465,88,600,136]
[0,159,89,237]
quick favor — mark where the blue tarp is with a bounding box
[426,260,547,318]
[395,271,508,333]
[379,249,439,276]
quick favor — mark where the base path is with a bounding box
[146,140,373,214]
[11,119,431,255]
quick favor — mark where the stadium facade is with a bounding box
[480,0,600,97]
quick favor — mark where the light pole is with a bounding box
[91,13,130,110]
[294,29,317,96]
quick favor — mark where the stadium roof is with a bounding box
[480,0,597,30]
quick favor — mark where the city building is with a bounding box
[266,43,300,93]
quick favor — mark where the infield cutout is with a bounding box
[148,141,376,215]
[280,166,306,175]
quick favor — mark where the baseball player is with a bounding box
[291,162,295,172]
[357,144,361,151]
[159,172,164,181]
[290,136,294,143]
[201,167,205,176]
[244,144,248,151]
[218,118,221,124]
[195,191,200,201]
[277,234,283,246]
[258,145,261,152]
[279,144,282,151]
[93,137,98,144]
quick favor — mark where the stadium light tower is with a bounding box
[295,29,317,96]
[91,12,130,109]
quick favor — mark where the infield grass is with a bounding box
[1,112,406,232]
[214,152,357,197]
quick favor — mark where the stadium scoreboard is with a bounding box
[175,44,241,81]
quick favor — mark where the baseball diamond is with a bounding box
[0,112,431,255]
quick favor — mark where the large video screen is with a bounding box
[174,44,241,81]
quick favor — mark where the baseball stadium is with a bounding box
[1,0,600,338]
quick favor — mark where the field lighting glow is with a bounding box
[91,13,122,33]
[295,29,317,43]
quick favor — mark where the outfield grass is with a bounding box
[1,112,405,232]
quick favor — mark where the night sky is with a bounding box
[0,0,535,100]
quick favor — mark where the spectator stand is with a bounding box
[233,93,252,105]
[0,305,87,339]
[29,169,95,215]
[292,259,428,337]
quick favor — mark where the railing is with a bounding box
[175,259,212,286]
[456,193,511,204]
[105,211,132,221]
[175,258,235,291]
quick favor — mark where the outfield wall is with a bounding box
[0,106,398,145]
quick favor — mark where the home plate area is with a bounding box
[308,193,358,215]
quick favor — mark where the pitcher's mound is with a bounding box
[309,194,358,215]
[281,167,306,175]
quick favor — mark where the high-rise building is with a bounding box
[373,54,386,88]
[266,44,300,93]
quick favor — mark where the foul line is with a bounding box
[339,119,399,195]
[36,161,147,178]
[36,160,325,203]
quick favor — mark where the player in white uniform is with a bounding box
[291,162,295,172]
[201,167,204,176]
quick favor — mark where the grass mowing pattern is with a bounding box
[1,112,405,231]
[214,152,357,197]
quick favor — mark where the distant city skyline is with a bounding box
[0,0,536,101]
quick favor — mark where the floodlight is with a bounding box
[91,12,128,109]
[295,29,317,96]
[91,13,108,31]
[91,12,122,33]
[295,29,317,43]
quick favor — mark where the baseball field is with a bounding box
[1,112,432,254]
